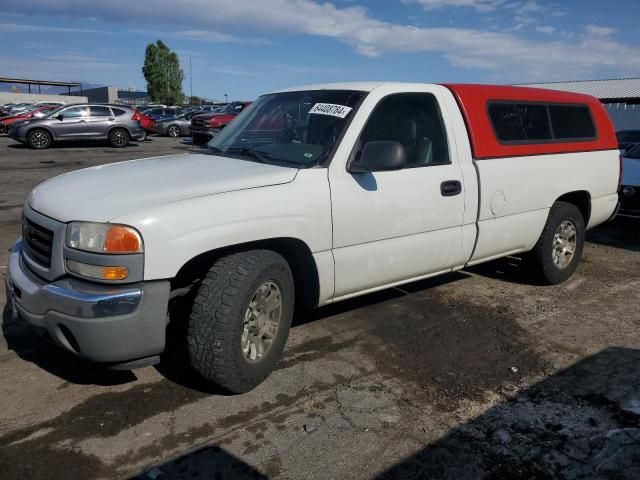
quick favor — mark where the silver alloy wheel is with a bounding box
[168,125,180,137]
[241,281,282,363]
[31,131,49,148]
[112,129,127,146]
[552,220,577,269]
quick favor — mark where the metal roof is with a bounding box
[0,77,81,87]
[515,78,640,101]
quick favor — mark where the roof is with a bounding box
[444,84,617,159]
[515,78,640,101]
[0,77,81,88]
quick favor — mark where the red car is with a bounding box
[134,109,156,137]
[191,101,251,145]
[0,105,57,134]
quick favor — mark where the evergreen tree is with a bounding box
[142,40,184,105]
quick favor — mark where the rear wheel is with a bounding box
[187,250,294,393]
[27,129,52,149]
[528,201,585,284]
[108,128,130,148]
[167,125,181,137]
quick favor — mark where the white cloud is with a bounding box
[535,25,555,34]
[1,0,637,81]
[405,0,507,11]
[584,25,616,37]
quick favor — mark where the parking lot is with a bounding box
[0,134,639,479]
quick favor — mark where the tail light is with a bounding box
[618,154,623,192]
[132,109,141,121]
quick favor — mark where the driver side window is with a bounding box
[61,106,88,119]
[359,93,450,168]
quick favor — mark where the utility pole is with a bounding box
[224,93,228,103]
[189,57,193,106]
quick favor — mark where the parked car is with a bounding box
[6,83,619,393]
[136,110,156,135]
[34,100,67,107]
[0,105,57,134]
[616,130,640,145]
[144,107,184,122]
[191,101,251,144]
[7,103,35,115]
[7,104,145,149]
[154,110,200,137]
[618,144,640,218]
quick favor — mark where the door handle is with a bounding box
[440,180,462,197]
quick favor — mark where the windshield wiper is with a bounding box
[225,146,271,164]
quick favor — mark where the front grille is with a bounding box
[22,216,54,268]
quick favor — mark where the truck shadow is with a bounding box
[130,446,269,480]
[376,346,640,480]
[586,217,640,252]
[1,304,136,386]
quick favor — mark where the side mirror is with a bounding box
[349,141,407,173]
[54,113,63,120]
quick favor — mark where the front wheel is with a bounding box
[187,250,294,393]
[528,201,585,285]
[27,129,52,149]
[108,128,130,148]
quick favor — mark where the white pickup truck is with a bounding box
[6,82,620,393]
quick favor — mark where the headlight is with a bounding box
[66,222,143,254]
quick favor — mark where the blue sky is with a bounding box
[1,0,640,101]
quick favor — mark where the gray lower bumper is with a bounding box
[6,239,170,364]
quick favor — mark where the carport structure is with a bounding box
[0,77,82,96]
[516,78,640,130]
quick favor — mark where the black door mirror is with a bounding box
[349,141,407,173]
[54,113,63,120]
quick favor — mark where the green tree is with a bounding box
[142,40,184,105]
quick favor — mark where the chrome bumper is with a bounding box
[6,238,170,364]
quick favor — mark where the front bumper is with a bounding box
[191,126,220,143]
[6,238,170,365]
[618,185,640,218]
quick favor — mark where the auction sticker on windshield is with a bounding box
[308,103,353,118]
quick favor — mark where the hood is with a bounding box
[29,153,298,222]
[622,157,640,186]
[194,112,230,120]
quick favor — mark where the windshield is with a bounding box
[207,90,365,168]
[40,105,66,118]
[626,144,640,159]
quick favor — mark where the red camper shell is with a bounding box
[442,84,617,160]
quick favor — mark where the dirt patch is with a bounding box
[352,289,545,410]
[0,380,208,480]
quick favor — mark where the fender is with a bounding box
[110,168,333,281]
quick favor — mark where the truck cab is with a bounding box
[6,83,620,393]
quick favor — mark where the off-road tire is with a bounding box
[528,201,585,285]
[27,129,52,149]
[187,250,294,393]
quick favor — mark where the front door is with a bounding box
[52,105,89,138]
[329,90,465,299]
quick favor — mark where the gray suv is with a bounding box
[8,104,145,149]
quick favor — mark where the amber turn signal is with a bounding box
[67,260,129,281]
[104,226,142,253]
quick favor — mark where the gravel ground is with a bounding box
[0,134,638,479]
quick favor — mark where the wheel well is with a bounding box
[171,238,320,311]
[26,126,53,139]
[555,190,591,224]
[108,126,131,137]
